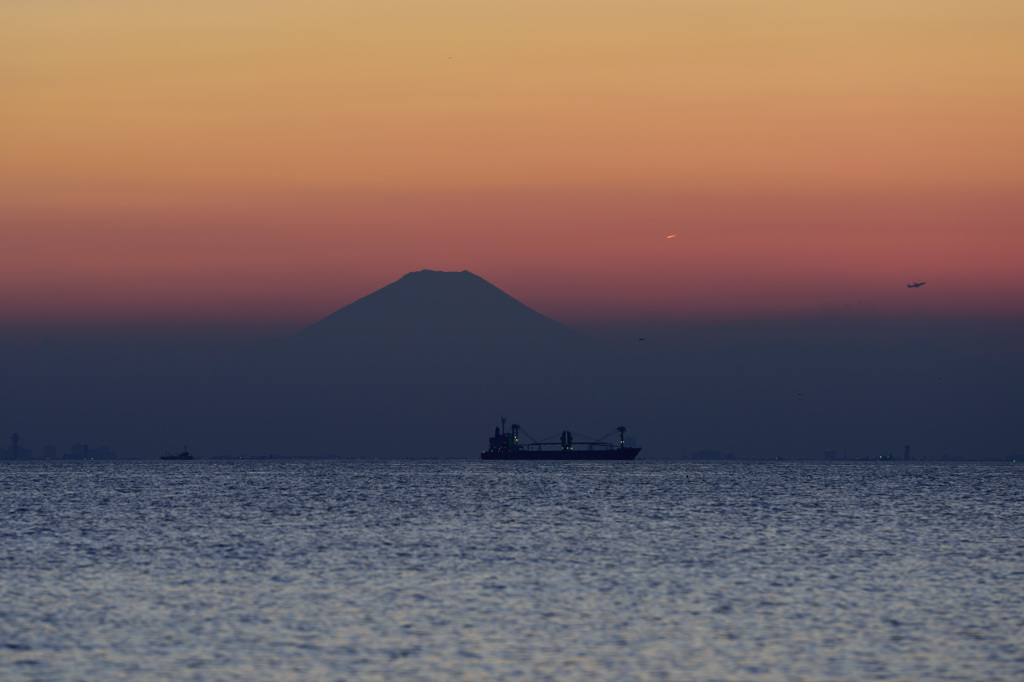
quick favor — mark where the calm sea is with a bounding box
[1,460,1022,681]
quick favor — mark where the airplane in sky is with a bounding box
[907,282,926,288]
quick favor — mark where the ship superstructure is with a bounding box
[482,419,640,460]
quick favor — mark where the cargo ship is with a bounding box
[160,449,193,460]
[482,420,640,460]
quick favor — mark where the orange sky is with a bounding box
[2,1,1022,326]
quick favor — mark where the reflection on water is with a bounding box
[1,461,1022,680]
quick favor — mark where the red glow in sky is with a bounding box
[2,2,1022,327]
[3,189,1021,327]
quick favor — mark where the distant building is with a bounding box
[44,445,57,459]
[64,444,89,459]
[61,443,120,460]
[2,433,33,460]
[823,450,837,461]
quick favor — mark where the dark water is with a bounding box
[1,461,1022,681]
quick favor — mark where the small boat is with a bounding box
[482,420,640,460]
[160,448,193,460]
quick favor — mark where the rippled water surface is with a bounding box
[2,460,1022,680]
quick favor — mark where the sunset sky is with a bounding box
[3,0,1022,327]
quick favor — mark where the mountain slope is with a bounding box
[234,270,629,457]
[295,269,590,360]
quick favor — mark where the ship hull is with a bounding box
[481,448,640,461]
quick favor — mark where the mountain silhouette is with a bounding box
[3,270,1022,460]
[295,269,591,362]
[233,270,628,457]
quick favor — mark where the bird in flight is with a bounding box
[907,282,926,288]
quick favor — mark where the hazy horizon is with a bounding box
[3,266,1022,369]
[1,269,1021,464]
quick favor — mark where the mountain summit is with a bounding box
[297,270,587,356]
